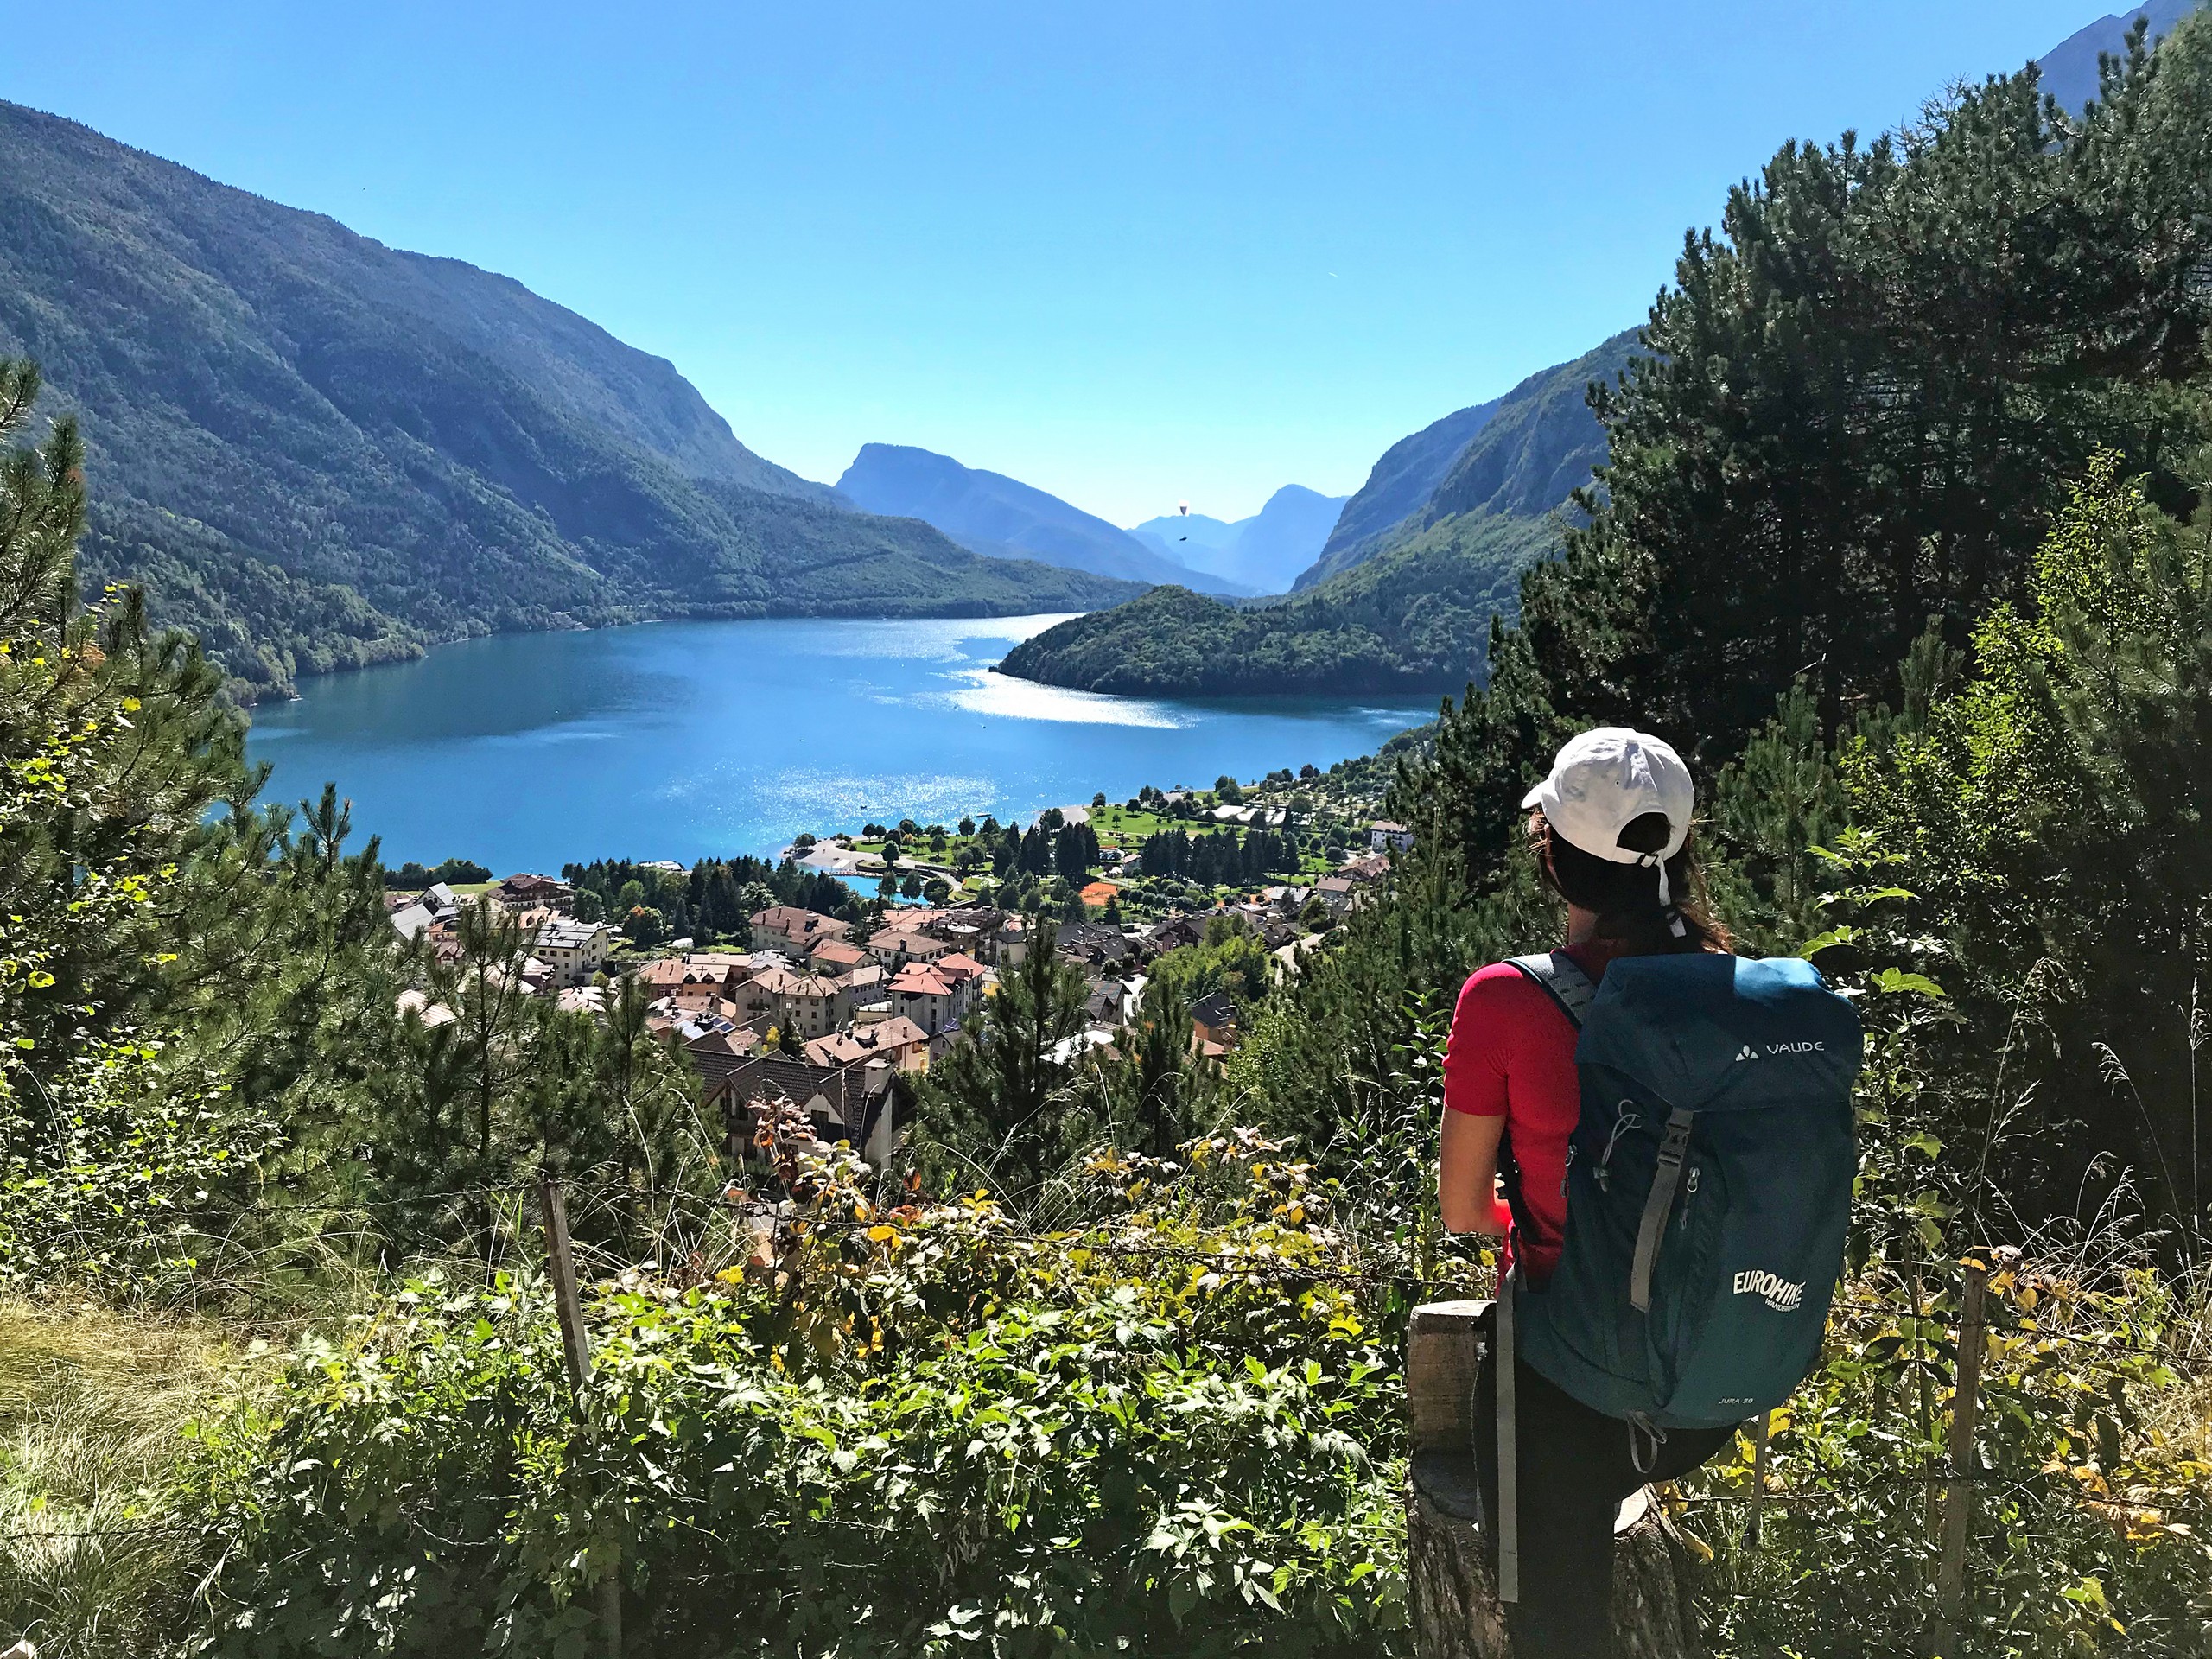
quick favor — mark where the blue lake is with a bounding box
[245,615,1438,872]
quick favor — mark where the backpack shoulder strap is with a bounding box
[1509,950,1598,1032]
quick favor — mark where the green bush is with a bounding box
[194,1136,1419,1658]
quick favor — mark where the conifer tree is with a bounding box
[1105,977,1210,1158]
[907,919,1093,1208]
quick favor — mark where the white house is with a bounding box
[532,918,616,988]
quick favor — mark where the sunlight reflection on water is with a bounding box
[932,667,1190,728]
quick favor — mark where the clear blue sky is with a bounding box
[7,1,2099,524]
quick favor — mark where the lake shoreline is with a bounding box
[245,613,1434,873]
[230,596,1131,710]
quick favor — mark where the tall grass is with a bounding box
[0,1299,257,1657]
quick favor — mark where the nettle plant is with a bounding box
[194,1128,1416,1659]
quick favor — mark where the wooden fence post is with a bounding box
[1746,1409,1770,1549]
[1404,1299,1702,1658]
[1934,1260,1988,1654]
[1910,1256,1940,1544]
[541,1173,623,1659]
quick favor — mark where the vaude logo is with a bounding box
[1733,1039,1827,1062]
[1733,1269,1806,1313]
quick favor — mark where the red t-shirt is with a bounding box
[1442,940,1627,1282]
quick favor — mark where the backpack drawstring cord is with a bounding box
[1628,1414,1668,1476]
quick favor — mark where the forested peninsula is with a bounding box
[996,512,1555,696]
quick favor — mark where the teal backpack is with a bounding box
[1508,950,1863,1431]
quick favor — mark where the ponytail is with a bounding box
[1529,810,1730,957]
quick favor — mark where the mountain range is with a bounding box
[15,0,2168,708]
[1128,485,1349,594]
[998,332,1633,696]
[1297,330,1635,591]
[0,100,1139,700]
[2035,0,2199,109]
[834,443,1248,594]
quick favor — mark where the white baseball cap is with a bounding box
[1521,728,1694,904]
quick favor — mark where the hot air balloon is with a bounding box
[1178,500,1190,516]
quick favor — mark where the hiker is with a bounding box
[1436,728,1861,1659]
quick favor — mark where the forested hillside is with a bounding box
[1296,328,1637,588]
[0,102,1139,701]
[998,330,1635,697]
[10,12,2212,1659]
[996,511,1553,696]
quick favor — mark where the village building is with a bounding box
[721,977,776,1027]
[933,912,1001,959]
[678,1021,761,1090]
[807,938,869,976]
[1314,874,1360,914]
[634,955,753,1000]
[862,927,951,971]
[643,996,762,1083]
[1145,915,1208,955]
[1054,921,1133,970]
[878,906,946,933]
[1190,990,1238,1060]
[556,985,606,1017]
[1082,978,1124,1027]
[531,917,616,988]
[1107,972,1147,1025]
[1340,852,1392,883]
[747,964,846,1040]
[496,872,574,913]
[656,981,737,1016]
[748,906,852,956]
[884,962,975,1034]
[509,955,556,995]
[934,950,987,987]
[1049,1027,1118,1066]
[386,881,461,941]
[710,1055,899,1166]
[1367,821,1415,853]
[803,1015,931,1073]
[395,987,456,1029]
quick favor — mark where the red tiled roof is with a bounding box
[887,966,956,996]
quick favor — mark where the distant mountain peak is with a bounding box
[837,443,1250,594]
[2036,0,2201,110]
[1294,330,1637,590]
[1128,486,1350,594]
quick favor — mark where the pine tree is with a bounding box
[907,920,1094,1209]
[1853,451,2212,1232]
[1105,977,1211,1157]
